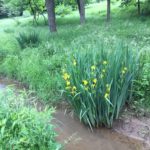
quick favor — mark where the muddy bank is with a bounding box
[113,115,150,148]
[0,78,150,150]
[0,77,27,90]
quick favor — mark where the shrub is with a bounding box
[142,0,150,16]
[0,88,61,150]
[61,44,139,129]
[0,49,7,61]
[56,4,72,17]
[132,50,150,112]
[16,31,40,49]
[0,55,20,77]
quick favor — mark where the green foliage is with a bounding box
[56,0,92,10]
[121,0,150,16]
[62,44,139,128]
[56,4,72,17]
[0,55,20,77]
[56,0,77,9]
[132,50,150,112]
[1,0,45,19]
[1,0,25,16]
[142,0,150,15]
[16,31,40,49]
[0,88,61,149]
[0,33,20,62]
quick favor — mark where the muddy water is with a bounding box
[0,78,149,150]
[0,78,26,90]
[53,110,146,150]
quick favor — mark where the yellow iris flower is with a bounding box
[82,80,88,86]
[73,59,77,66]
[72,86,77,91]
[93,78,97,84]
[91,65,96,71]
[104,93,109,99]
[102,69,106,73]
[65,86,71,90]
[66,81,71,86]
[103,60,108,65]
[63,73,70,80]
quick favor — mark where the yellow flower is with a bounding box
[102,69,106,73]
[124,67,127,71]
[121,67,128,75]
[103,61,108,65]
[70,86,77,95]
[91,65,96,71]
[91,84,96,88]
[93,78,97,84]
[85,87,89,91]
[71,91,75,95]
[72,86,77,91]
[106,84,109,88]
[104,93,109,99]
[106,84,110,92]
[121,70,126,74]
[91,72,94,75]
[73,59,77,66]
[63,73,70,80]
[82,80,88,86]
[65,86,71,90]
[66,81,71,86]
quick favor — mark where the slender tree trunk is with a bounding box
[19,4,23,16]
[137,0,141,16]
[45,0,57,32]
[107,0,111,21]
[77,0,85,24]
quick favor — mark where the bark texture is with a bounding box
[107,0,111,21]
[137,0,141,16]
[46,0,57,32]
[77,0,85,24]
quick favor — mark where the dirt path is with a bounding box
[0,78,149,150]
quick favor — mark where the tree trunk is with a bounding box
[137,0,141,16]
[45,0,57,32]
[107,0,111,21]
[77,0,85,24]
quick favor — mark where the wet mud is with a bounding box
[53,110,148,150]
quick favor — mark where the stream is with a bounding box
[0,78,149,150]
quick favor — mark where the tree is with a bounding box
[121,0,141,16]
[107,0,111,21]
[137,0,141,15]
[3,0,27,16]
[28,0,46,24]
[46,0,57,32]
[0,0,5,18]
[77,0,85,24]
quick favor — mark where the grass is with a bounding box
[0,1,149,111]
[0,88,61,149]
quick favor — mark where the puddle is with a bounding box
[53,110,148,150]
[0,77,26,90]
[0,78,149,150]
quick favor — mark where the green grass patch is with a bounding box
[0,88,61,149]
